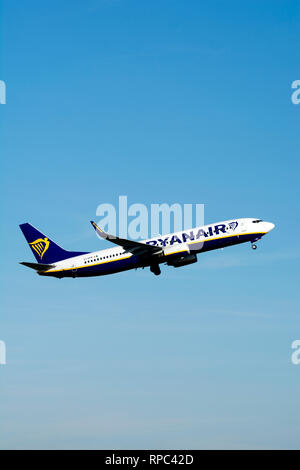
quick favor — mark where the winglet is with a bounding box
[90,221,109,239]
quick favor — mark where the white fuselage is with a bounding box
[42,218,274,278]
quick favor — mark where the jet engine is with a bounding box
[163,242,197,268]
[168,253,197,267]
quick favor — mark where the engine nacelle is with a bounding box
[167,253,197,268]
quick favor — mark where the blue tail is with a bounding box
[19,223,89,264]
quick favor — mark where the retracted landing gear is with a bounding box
[150,264,161,276]
[251,243,257,250]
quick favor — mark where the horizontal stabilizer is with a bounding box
[20,262,55,271]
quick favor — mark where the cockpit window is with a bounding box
[252,219,262,223]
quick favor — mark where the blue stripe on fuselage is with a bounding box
[188,232,264,252]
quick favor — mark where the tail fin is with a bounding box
[19,223,89,264]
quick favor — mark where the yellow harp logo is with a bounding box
[29,237,50,260]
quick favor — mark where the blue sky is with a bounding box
[1,0,299,449]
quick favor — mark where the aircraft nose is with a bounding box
[265,222,275,232]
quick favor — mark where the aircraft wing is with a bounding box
[90,221,161,256]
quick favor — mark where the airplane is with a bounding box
[19,218,275,278]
